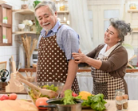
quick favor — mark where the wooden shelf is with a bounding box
[12,9,34,14]
[0,43,12,46]
[0,4,12,46]
[2,23,11,28]
[13,9,69,14]
[12,31,37,35]
[19,68,36,72]
[126,69,138,73]
[57,11,69,14]
[132,29,138,33]
[128,9,138,13]
[78,67,138,73]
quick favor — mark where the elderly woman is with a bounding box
[72,19,131,99]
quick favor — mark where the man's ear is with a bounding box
[55,11,57,16]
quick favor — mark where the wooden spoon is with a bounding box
[18,78,58,98]
[17,72,27,80]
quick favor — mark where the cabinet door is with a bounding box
[0,4,12,46]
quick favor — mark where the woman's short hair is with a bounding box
[35,1,56,15]
[110,18,132,43]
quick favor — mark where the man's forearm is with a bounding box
[64,59,78,89]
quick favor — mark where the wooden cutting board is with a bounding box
[0,100,38,111]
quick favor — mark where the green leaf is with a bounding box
[91,102,106,111]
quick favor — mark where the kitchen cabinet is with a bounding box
[57,10,70,25]
[55,0,70,25]
[0,4,12,46]
[128,9,138,33]
[12,9,70,35]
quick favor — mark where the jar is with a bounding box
[129,3,136,9]
[3,17,8,24]
[30,20,36,32]
[115,90,123,111]
[122,90,128,110]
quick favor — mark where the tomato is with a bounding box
[9,93,17,100]
[72,92,78,97]
[0,94,9,100]
[35,97,49,109]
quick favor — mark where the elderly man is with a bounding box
[35,1,80,96]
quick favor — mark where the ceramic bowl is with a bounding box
[18,24,25,31]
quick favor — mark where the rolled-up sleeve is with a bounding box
[62,29,79,60]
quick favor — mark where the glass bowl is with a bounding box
[25,82,64,103]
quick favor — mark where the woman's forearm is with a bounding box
[85,56,102,69]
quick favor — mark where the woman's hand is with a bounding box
[72,50,87,64]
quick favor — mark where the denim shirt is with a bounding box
[37,21,79,60]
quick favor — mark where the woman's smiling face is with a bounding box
[35,5,57,32]
[104,25,121,47]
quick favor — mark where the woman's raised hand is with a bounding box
[72,49,87,63]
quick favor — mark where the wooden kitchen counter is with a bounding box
[78,67,138,73]
[38,100,138,111]
[82,100,138,111]
[18,67,138,73]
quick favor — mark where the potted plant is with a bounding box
[33,0,42,34]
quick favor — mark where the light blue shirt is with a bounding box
[37,21,80,60]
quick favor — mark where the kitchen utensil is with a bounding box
[17,72,27,80]
[18,78,57,98]
[39,98,83,111]
[26,82,64,103]
[24,71,35,82]
[21,35,38,68]
[0,69,9,82]
[5,56,25,92]
[18,24,25,31]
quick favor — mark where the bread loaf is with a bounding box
[0,100,38,111]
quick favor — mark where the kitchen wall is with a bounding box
[0,0,23,72]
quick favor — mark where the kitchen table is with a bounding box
[82,100,138,111]
[39,100,138,111]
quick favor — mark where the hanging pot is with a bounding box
[39,98,83,111]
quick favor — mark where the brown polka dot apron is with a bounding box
[91,45,125,100]
[37,26,79,94]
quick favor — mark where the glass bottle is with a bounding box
[122,90,128,110]
[115,89,123,111]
